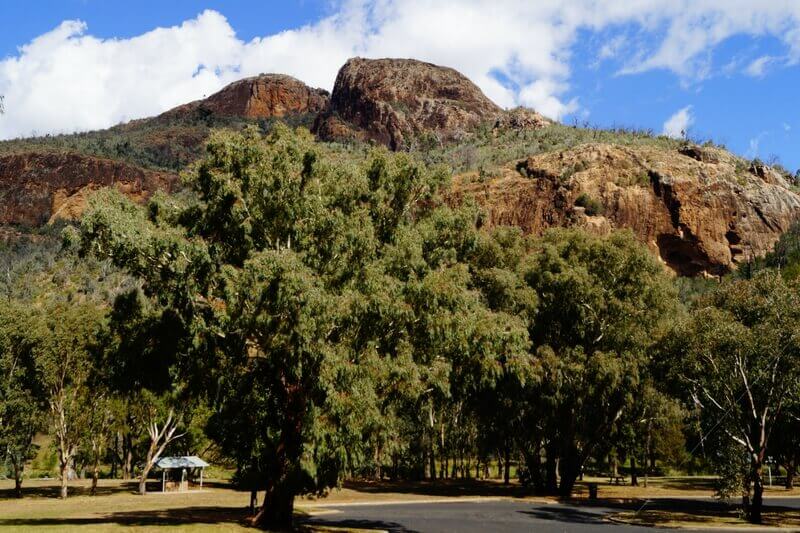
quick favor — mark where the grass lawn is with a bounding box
[0,478,386,532]
[569,475,800,500]
[3,475,800,530]
[611,508,800,529]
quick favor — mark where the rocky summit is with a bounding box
[164,73,330,120]
[315,57,506,149]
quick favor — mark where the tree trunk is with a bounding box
[429,440,437,481]
[123,433,133,481]
[545,444,558,494]
[91,455,101,496]
[428,404,437,481]
[558,447,581,499]
[786,466,795,490]
[250,489,258,515]
[253,382,306,531]
[749,461,764,524]
[255,482,294,530]
[10,455,23,498]
[630,455,639,486]
[503,444,511,485]
[526,447,544,492]
[139,438,158,496]
[373,445,382,480]
[644,420,652,488]
[60,459,69,499]
[497,452,503,479]
[13,463,22,498]
[138,470,150,495]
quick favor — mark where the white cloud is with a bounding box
[744,55,775,77]
[784,122,792,132]
[747,131,768,158]
[663,106,693,138]
[2,1,800,138]
[597,35,628,62]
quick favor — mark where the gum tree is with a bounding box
[523,229,676,497]
[667,270,800,524]
[76,125,528,528]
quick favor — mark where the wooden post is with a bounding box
[162,469,165,493]
[200,468,203,490]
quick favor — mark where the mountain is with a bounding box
[162,73,329,121]
[315,57,520,149]
[0,57,797,275]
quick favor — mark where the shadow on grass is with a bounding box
[335,479,527,498]
[0,479,239,500]
[0,481,140,499]
[656,477,717,492]
[0,505,249,528]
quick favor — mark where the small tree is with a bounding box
[32,302,104,499]
[135,391,184,495]
[667,270,800,523]
[0,303,42,498]
[79,390,114,496]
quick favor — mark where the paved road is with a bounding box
[302,499,667,532]
[302,496,800,532]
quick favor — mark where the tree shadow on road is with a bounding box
[335,479,527,498]
[519,505,608,525]
[301,517,417,533]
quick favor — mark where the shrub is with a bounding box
[574,192,603,216]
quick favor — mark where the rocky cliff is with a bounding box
[451,143,800,275]
[165,73,329,120]
[0,152,175,226]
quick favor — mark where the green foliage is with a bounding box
[0,302,44,494]
[764,220,800,277]
[417,122,687,176]
[519,229,677,495]
[0,111,308,172]
[665,270,800,522]
[77,124,529,526]
[574,192,604,216]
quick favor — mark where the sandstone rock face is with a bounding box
[452,143,800,275]
[0,152,176,226]
[166,74,329,120]
[315,58,503,149]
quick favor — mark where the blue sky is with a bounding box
[0,1,798,170]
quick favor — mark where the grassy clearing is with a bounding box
[611,508,800,529]
[0,478,385,532]
[569,475,800,500]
